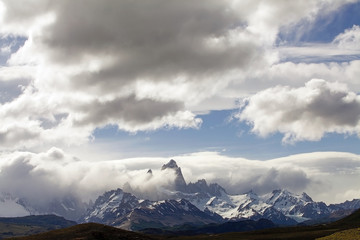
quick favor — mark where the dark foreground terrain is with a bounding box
[7,223,157,240]
[6,208,360,240]
[0,215,76,239]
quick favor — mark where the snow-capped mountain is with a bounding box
[83,188,140,225]
[184,186,336,225]
[329,199,360,211]
[184,188,297,225]
[264,189,331,221]
[82,188,221,230]
[105,160,359,227]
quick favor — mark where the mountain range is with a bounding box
[80,160,360,230]
[1,159,360,231]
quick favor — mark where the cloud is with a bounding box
[72,95,201,132]
[0,0,356,149]
[333,24,360,50]
[236,79,360,143]
[276,23,360,64]
[0,148,179,203]
[2,0,261,149]
[1,149,359,205]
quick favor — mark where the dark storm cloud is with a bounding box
[73,95,184,127]
[36,0,258,92]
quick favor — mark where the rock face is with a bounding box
[161,159,187,192]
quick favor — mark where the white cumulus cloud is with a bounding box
[236,79,360,143]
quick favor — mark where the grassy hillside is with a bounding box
[0,222,45,239]
[317,228,360,240]
[7,223,158,240]
[0,215,76,239]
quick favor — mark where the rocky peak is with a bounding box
[161,159,187,192]
[301,192,313,202]
[187,179,226,197]
[161,159,178,170]
[267,189,293,203]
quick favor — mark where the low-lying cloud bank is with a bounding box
[0,148,359,205]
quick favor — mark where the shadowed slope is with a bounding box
[8,223,158,240]
[0,215,76,239]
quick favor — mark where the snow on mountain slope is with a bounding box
[122,198,222,230]
[83,188,141,224]
[137,161,347,225]
[173,184,330,225]
[329,198,360,211]
[82,188,221,230]
[185,189,296,225]
[0,193,30,217]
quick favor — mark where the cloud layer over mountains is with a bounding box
[1,148,359,205]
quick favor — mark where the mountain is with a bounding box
[161,159,187,192]
[82,188,139,225]
[155,160,359,225]
[264,189,331,221]
[329,198,360,211]
[125,199,223,231]
[186,188,297,225]
[82,188,221,230]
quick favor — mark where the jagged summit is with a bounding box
[161,159,178,170]
[271,189,291,195]
[301,192,313,202]
[161,159,187,192]
[147,169,153,175]
[187,179,227,196]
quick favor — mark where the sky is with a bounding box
[0,0,360,205]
